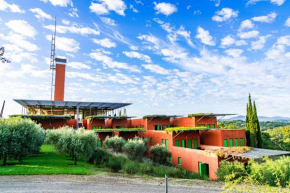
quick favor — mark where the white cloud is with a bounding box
[123,51,152,63]
[246,0,286,6]
[6,20,37,38]
[251,35,271,50]
[43,25,100,36]
[89,49,140,72]
[266,35,290,62]
[221,35,248,47]
[238,30,259,39]
[154,2,177,16]
[0,33,39,52]
[239,19,254,30]
[142,64,170,75]
[195,27,215,46]
[45,35,80,52]
[235,40,248,46]
[129,4,138,13]
[108,73,137,84]
[0,0,25,13]
[68,8,79,18]
[224,49,244,58]
[40,0,72,7]
[89,0,127,16]
[92,38,116,48]
[67,62,91,69]
[285,17,290,27]
[100,17,117,26]
[30,8,53,20]
[62,19,70,25]
[252,12,277,23]
[212,8,238,22]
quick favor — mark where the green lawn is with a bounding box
[0,145,98,175]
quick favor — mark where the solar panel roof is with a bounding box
[13,99,132,110]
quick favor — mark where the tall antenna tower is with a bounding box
[50,18,57,101]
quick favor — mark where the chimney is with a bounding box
[54,56,67,101]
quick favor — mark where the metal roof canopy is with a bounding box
[13,99,132,110]
[239,148,290,159]
[87,116,136,119]
[190,114,237,117]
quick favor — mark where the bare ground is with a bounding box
[0,174,224,193]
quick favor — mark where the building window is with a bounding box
[175,140,180,147]
[235,138,239,147]
[188,139,192,149]
[150,138,153,145]
[212,124,215,128]
[194,139,198,149]
[229,139,233,147]
[98,126,102,129]
[155,125,163,130]
[207,124,210,128]
[240,138,244,147]
[181,140,186,148]
[202,124,205,127]
[197,124,200,127]
[98,140,102,147]
[170,156,172,162]
[121,126,125,129]
[223,139,228,147]
[178,157,181,165]
[165,139,168,149]
[162,139,165,144]
[92,126,96,130]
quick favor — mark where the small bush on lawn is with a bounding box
[104,136,126,152]
[139,162,153,174]
[216,161,247,181]
[107,156,125,172]
[89,148,111,166]
[150,144,172,164]
[123,161,139,174]
[123,138,148,161]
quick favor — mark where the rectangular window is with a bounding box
[175,125,177,127]
[202,124,205,127]
[212,124,215,128]
[197,124,200,127]
[175,140,180,147]
[150,138,153,145]
[235,138,239,147]
[165,125,169,129]
[162,139,165,144]
[98,140,102,147]
[178,157,181,165]
[194,139,198,149]
[188,139,192,149]
[155,125,158,130]
[92,126,96,130]
[223,139,228,147]
[181,140,186,148]
[136,126,138,128]
[165,139,168,149]
[170,156,172,162]
[240,138,244,147]
[116,126,120,128]
[121,126,125,129]
[207,124,210,128]
[229,139,233,147]
[98,126,102,129]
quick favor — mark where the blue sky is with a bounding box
[1,0,290,118]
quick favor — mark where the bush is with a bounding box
[0,117,45,165]
[123,138,148,161]
[89,148,111,166]
[216,161,247,181]
[123,161,139,174]
[139,162,153,174]
[107,156,125,172]
[149,144,172,164]
[104,136,126,152]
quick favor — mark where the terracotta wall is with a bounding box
[145,118,170,130]
[35,119,76,129]
[194,116,217,128]
[170,117,196,127]
[87,119,106,130]
[130,118,146,128]
[106,119,130,128]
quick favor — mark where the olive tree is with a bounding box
[0,117,45,165]
[104,136,126,152]
[149,144,172,164]
[123,137,148,161]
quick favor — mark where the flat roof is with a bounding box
[13,99,132,110]
[143,115,183,119]
[86,115,136,119]
[239,148,290,159]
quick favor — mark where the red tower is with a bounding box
[54,57,67,101]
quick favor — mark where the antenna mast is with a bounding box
[50,18,57,101]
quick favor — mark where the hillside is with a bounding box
[220,120,290,130]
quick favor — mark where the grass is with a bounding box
[0,145,98,175]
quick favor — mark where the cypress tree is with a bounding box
[245,103,251,146]
[253,101,262,148]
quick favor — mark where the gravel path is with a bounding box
[0,175,223,193]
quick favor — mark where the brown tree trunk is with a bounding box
[74,156,77,165]
[2,155,7,166]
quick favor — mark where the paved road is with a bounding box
[0,175,223,193]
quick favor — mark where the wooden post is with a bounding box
[165,174,168,193]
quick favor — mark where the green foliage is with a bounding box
[123,137,148,161]
[220,120,290,131]
[104,136,126,152]
[89,148,111,166]
[46,127,98,165]
[10,114,72,120]
[107,156,125,172]
[139,162,153,174]
[165,126,207,133]
[149,144,172,164]
[188,113,213,117]
[0,117,45,165]
[94,128,145,132]
[217,161,247,181]
[123,161,139,174]
[262,126,290,151]
[143,115,167,119]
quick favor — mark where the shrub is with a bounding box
[149,144,172,164]
[152,166,170,177]
[89,148,111,166]
[123,161,139,174]
[216,161,247,181]
[0,117,45,165]
[139,162,153,174]
[123,138,147,161]
[107,156,125,172]
[104,136,126,152]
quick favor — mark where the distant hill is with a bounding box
[225,116,290,122]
